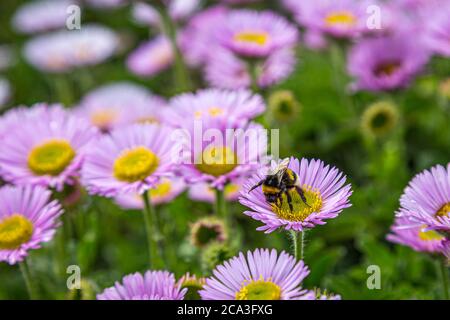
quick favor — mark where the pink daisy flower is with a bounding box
[199,248,310,300]
[0,104,97,191]
[166,88,265,129]
[81,124,176,197]
[97,270,186,300]
[188,180,244,203]
[239,157,352,233]
[0,186,63,265]
[387,215,445,253]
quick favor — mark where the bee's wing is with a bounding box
[269,158,290,178]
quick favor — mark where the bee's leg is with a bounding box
[295,186,310,208]
[284,189,294,212]
[248,180,264,193]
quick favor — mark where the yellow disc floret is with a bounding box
[234,31,270,46]
[196,146,238,177]
[418,226,445,241]
[0,214,34,250]
[272,184,323,221]
[236,278,281,300]
[113,146,159,182]
[149,179,172,199]
[28,139,75,176]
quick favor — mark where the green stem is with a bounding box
[290,230,305,261]
[156,6,191,93]
[142,192,162,269]
[439,259,450,300]
[54,222,67,279]
[19,260,39,300]
[215,188,229,225]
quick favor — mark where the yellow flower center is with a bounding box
[418,226,445,241]
[28,139,75,176]
[224,183,239,197]
[0,214,34,250]
[324,11,357,26]
[236,278,281,300]
[113,146,159,182]
[91,110,118,129]
[436,203,450,218]
[149,179,172,198]
[272,185,323,221]
[136,116,159,125]
[234,31,270,46]
[196,146,238,177]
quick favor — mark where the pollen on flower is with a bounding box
[418,226,445,241]
[208,107,224,117]
[196,146,238,177]
[0,214,34,250]
[91,110,118,129]
[113,146,159,182]
[234,31,270,46]
[272,184,323,222]
[235,277,281,300]
[324,11,356,26]
[374,61,401,77]
[149,179,172,199]
[436,203,450,218]
[28,139,75,176]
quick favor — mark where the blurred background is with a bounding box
[0,0,449,299]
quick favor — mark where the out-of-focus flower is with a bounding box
[289,0,368,39]
[82,124,175,197]
[127,36,174,78]
[240,157,352,233]
[0,104,97,191]
[267,90,301,123]
[12,0,77,34]
[0,186,63,265]
[200,248,310,300]
[0,78,11,108]
[115,177,186,208]
[180,6,228,67]
[361,100,399,138]
[174,121,267,189]
[76,82,167,132]
[24,25,119,73]
[188,181,243,203]
[86,0,127,9]
[97,270,186,300]
[303,30,328,50]
[132,0,199,27]
[167,88,265,129]
[218,10,299,58]
[205,48,296,89]
[190,217,227,248]
[397,164,450,234]
[0,46,14,71]
[348,34,429,92]
[300,288,342,300]
[387,216,445,253]
[178,273,206,300]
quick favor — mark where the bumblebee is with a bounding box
[249,158,309,212]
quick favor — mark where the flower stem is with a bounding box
[439,258,450,300]
[19,260,39,300]
[142,192,162,269]
[215,188,228,224]
[290,230,305,261]
[156,6,191,93]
